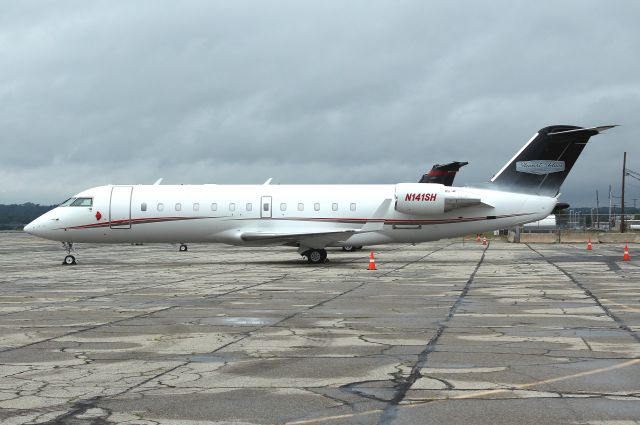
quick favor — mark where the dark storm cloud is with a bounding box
[1,0,639,206]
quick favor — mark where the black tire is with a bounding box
[342,245,354,252]
[63,255,76,265]
[307,249,326,264]
[179,244,188,252]
[320,249,327,262]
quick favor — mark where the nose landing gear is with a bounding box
[179,244,188,252]
[63,255,76,265]
[62,242,77,265]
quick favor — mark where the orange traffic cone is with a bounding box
[482,237,487,246]
[476,234,481,242]
[587,238,592,251]
[368,251,377,270]
[623,244,630,261]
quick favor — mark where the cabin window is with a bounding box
[70,197,93,207]
[332,203,338,211]
[175,203,182,211]
[229,203,236,211]
[350,203,356,211]
[314,203,320,211]
[280,203,287,211]
[141,203,147,212]
[193,203,200,211]
[297,203,304,211]
[246,203,253,211]
[157,203,164,211]
[211,203,217,211]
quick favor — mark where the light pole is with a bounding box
[609,185,612,230]
[596,190,599,230]
[621,152,627,233]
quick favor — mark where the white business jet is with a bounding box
[25,124,614,265]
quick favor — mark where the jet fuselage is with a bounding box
[25,183,555,247]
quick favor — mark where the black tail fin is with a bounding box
[490,125,616,196]
[419,161,468,186]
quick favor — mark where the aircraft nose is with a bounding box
[24,217,48,237]
[23,220,35,235]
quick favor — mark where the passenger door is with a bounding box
[110,186,133,229]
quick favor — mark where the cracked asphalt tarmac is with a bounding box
[1,232,639,424]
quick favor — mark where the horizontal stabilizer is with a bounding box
[552,202,570,214]
[548,125,617,139]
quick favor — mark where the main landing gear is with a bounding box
[179,244,188,252]
[342,245,363,252]
[302,248,327,264]
[62,242,76,265]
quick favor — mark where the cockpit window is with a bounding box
[58,198,76,206]
[70,197,93,207]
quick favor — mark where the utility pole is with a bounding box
[621,152,627,233]
[596,190,599,230]
[609,185,612,230]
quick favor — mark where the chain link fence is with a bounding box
[519,213,639,233]
[504,213,640,243]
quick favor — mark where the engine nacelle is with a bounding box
[395,183,446,215]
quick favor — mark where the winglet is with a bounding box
[153,178,163,185]
[263,178,273,185]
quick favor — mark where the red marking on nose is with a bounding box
[95,211,102,221]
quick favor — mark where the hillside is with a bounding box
[0,203,56,230]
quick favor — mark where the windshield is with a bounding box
[58,197,93,207]
[58,198,76,206]
[70,198,93,207]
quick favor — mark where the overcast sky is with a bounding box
[1,1,639,207]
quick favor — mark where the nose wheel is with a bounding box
[61,242,77,265]
[179,244,188,252]
[63,255,76,265]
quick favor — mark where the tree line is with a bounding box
[0,203,56,230]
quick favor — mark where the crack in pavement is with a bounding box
[0,264,256,319]
[526,244,640,344]
[34,246,417,424]
[377,242,489,424]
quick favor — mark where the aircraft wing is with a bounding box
[240,199,392,248]
[240,229,358,248]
